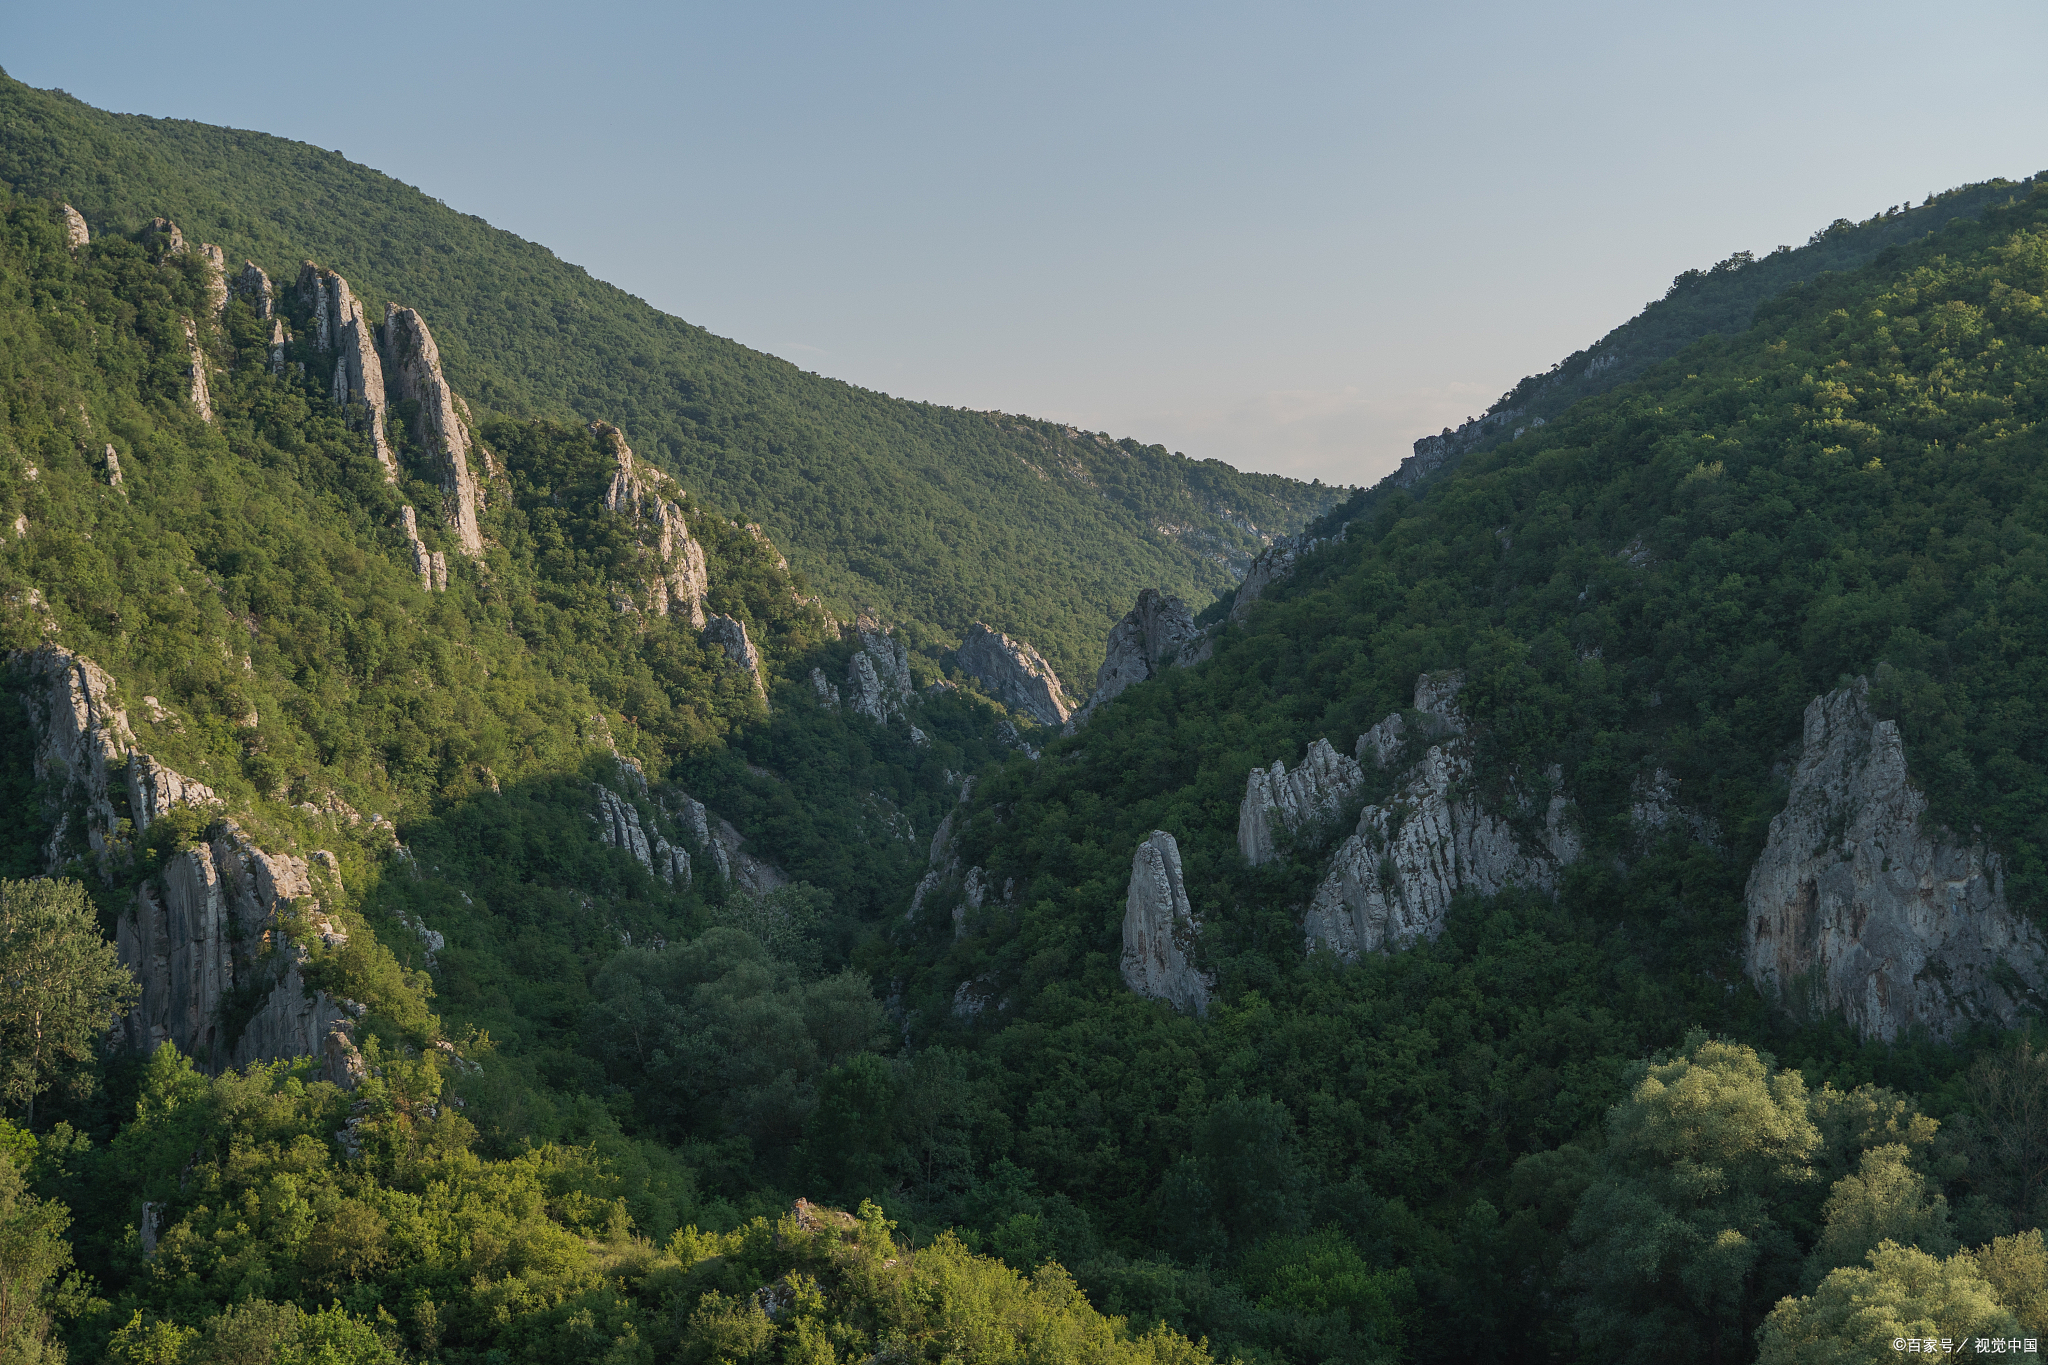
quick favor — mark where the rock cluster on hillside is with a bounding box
[591,422,712,625]
[1066,589,1205,731]
[383,305,483,556]
[956,624,1072,727]
[300,263,397,481]
[1120,830,1212,1015]
[10,645,367,1087]
[60,203,88,249]
[847,628,914,721]
[1743,679,2046,1041]
[1238,738,1363,866]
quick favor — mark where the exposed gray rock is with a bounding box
[142,217,185,258]
[957,624,1072,727]
[299,263,397,481]
[1121,831,1211,1015]
[60,204,88,249]
[268,319,289,375]
[12,645,141,873]
[592,781,689,886]
[1304,672,1567,961]
[909,777,976,924]
[994,720,1042,761]
[120,821,364,1087]
[101,444,123,490]
[198,244,228,318]
[398,507,442,592]
[1630,767,1719,846]
[655,498,710,626]
[591,424,710,624]
[127,753,219,835]
[1238,738,1364,866]
[810,667,841,709]
[1228,525,1348,625]
[1067,588,1205,731]
[846,628,914,722]
[383,305,483,557]
[1357,712,1406,767]
[745,523,789,572]
[1743,680,2047,1041]
[703,615,766,698]
[231,261,274,318]
[182,318,212,423]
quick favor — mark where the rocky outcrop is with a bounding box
[399,507,448,592]
[846,629,914,722]
[1397,408,1525,489]
[1743,680,2046,1041]
[593,781,689,886]
[268,319,289,375]
[142,217,185,258]
[102,444,124,490]
[300,263,397,481]
[10,646,363,1086]
[182,318,212,423]
[120,821,364,1086]
[957,624,1072,727]
[60,204,88,249]
[198,244,228,318]
[704,615,766,698]
[382,306,483,556]
[231,261,274,318]
[591,424,711,624]
[1228,525,1348,625]
[1067,589,1205,731]
[1239,738,1363,866]
[1121,831,1211,1015]
[1303,673,1571,961]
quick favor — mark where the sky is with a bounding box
[8,2,2047,487]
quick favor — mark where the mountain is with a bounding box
[0,67,1340,689]
[3,65,2048,1364]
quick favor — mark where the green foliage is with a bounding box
[0,69,1338,687]
[1757,1241,2020,1362]
[0,880,138,1124]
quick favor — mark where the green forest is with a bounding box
[3,67,2048,1364]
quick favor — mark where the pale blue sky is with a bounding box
[9,2,2047,485]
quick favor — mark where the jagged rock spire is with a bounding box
[298,263,397,481]
[60,204,88,249]
[383,305,482,557]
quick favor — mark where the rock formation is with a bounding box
[1229,525,1348,625]
[1121,831,1212,1015]
[846,628,914,722]
[382,305,483,556]
[1067,588,1205,731]
[182,318,212,423]
[142,217,185,258]
[231,261,274,318]
[1238,737,1363,866]
[397,507,447,592]
[60,204,88,249]
[198,244,228,318]
[101,444,124,490]
[268,319,289,375]
[956,624,1072,727]
[9,646,364,1086]
[1743,680,2046,1041]
[593,781,689,886]
[810,668,841,709]
[299,263,397,481]
[1303,672,1573,961]
[591,423,711,624]
[704,615,766,698]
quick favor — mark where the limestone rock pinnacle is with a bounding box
[298,263,396,481]
[383,305,483,556]
[1120,831,1212,1015]
[60,204,88,249]
[1068,588,1205,731]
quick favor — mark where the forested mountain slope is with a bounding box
[879,182,2048,1358]
[0,68,1339,687]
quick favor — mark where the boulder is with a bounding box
[383,305,483,556]
[957,623,1072,727]
[1238,737,1363,866]
[1067,588,1205,730]
[1120,831,1212,1015]
[1743,680,2046,1041]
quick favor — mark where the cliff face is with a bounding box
[703,615,766,698]
[956,624,1072,727]
[1120,831,1212,1015]
[1301,672,1575,961]
[1743,680,2046,1041]
[846,629,915,722]
[10,646,364,1086]
[382,305,483,557]
[299,263,397,481]
[592,423,711,626]
[60,203,87,248]
[1238,737,1363,867]
[1067,588,1204,731]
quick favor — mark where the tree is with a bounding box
[1757,1242,2019,1363]
[0,880,137,1127]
